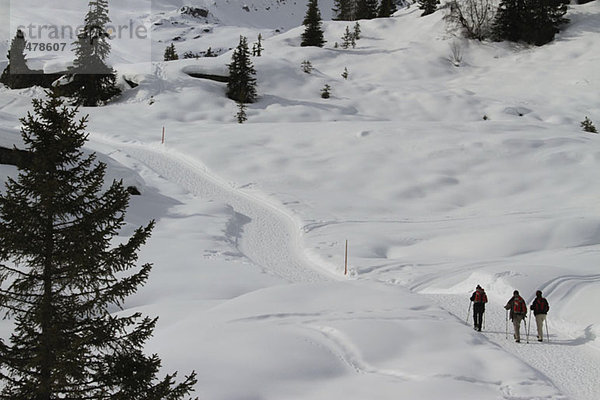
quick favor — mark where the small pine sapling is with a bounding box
[581,117,597,133]
[236,101,248,123]
[321,84,332,99]
[254,33,264,56]
[164,43,179,61]
[301,60,314,74]
[342,67,349,80]
[341,26,356,49]
[353,22,362,40]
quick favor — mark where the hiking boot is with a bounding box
[477,327,481,332]
[515,339,520,343]
[538,338,543,342]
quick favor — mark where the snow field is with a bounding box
[1,1,600,399]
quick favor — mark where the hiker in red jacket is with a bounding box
[470,285,487,331]
[531,290,550,342]
[504,290,527,343]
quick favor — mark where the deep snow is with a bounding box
[1,1,600,399]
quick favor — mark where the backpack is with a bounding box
[534,298,549,313]
[513,296,526,314]
[474,290,487,303]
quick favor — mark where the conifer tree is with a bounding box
[227,36,257,103]
[0,29,34,89]
[492,0,568,45]
[332,0,355,21]
[341,26,356,48]
[236,101,248,123]
[0,93,197,400]
[301,0,326,47]
[164,43,179,61]
[355,0,378,20]
[378,0,398,18]
[6,29,29,74]
[418,0,440,16]
[353,21,362,40]
[69,0,121,106]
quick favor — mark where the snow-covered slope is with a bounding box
[1,1,600,399]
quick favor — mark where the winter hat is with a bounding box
[476,285,482,289]
[513,290,519,296]
[536,290,542,296]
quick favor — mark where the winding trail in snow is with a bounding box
[428,293,600,400]
[88,135,336,284]
[87,135,599,400]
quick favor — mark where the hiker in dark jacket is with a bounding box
[470,285,487,331]
[531,290,549,342]
[504,290,527,342]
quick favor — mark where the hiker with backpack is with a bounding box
[531,290,549,342]
[470,285,487,331]
[504,290,527,343]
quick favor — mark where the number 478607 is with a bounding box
[25,42,67,52]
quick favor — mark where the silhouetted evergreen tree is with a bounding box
[301,0,326,47]
[0,30,36,89]
[492,0,568,45]
[378,0,398,17]
[68,0,121,106]
[418,0,440,16]
[0,93,197,400]
[333,0,355,21]
[227,36,257,103]
[355,0,378,20]
[164,43,179,61]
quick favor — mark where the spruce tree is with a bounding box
[0,30,35,89]
[332,0,355,21]
[69,0,121,106]
[378,0,398,18]
[0,93,197,399]
[301,0,326,47]
[6,29,29,74]
[492,0,568,45]
[227,36,257,103]
[418,0,440,16]
[164,43,179,61]
[355,0,378,20]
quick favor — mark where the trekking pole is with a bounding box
[505,309,508,340]
[527,309,532,343]
[525,316,529,344]
[483,312,486,330]
[545,317,550,343]
[465,301,472,324]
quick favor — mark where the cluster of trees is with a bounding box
[333,0,398,20]
[1,0,121,106]
[447,0,569,45]
[0,93,198,398]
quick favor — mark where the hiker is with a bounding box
[504,290,527,342]
[470,285,487,331]
[531,290,549,342]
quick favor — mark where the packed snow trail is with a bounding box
[86,135,599,400]
[88,135,336,284]
[428,293,600,400]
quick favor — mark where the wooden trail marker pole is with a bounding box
[344,240,348,276]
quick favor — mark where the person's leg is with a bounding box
[513,315,523,341]
[536,314,546,341]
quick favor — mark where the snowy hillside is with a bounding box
[2,1,600,399]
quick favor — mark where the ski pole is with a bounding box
[466,301,472,324]
[482,310,486,330]
[527,309,532,342]
[505,309,508,340]
[525,315,529,344]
